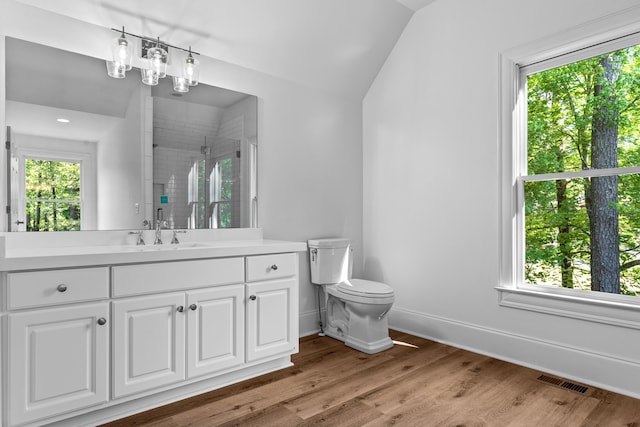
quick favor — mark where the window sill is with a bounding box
[496,286,640,330]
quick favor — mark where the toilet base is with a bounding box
[324,328,394,354]
[323,290,395,355]
[345,335,394,354]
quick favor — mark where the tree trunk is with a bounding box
[587,54,620,294]
[34,169,42,232]
[556,178,573,288]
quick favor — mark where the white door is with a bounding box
[186,285,245,378]
[112,293,186,398]
[246,278,298,362]
[8,302,109,426]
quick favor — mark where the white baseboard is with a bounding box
[389,306,640,399]
[299,309,323,337]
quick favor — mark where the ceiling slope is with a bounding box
[14,0,419,98]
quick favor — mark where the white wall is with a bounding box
[96,83,145,229]
[0,0,363,337]
[364,0,640,398]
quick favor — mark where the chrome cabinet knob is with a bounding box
[177,305,184,312]
[271,264,278,270]
[57,284,68,293]
[189,304,198,311]
[249,295,257,301]
[97,317,107,326]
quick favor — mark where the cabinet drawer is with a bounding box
[246,253,297,282]
[7,267,109,310]
[112,257,245,297]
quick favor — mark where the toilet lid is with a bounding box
[337,279,394,297]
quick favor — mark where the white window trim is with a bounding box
[497,4,640,328]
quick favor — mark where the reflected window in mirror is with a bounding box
[25,159,81,231]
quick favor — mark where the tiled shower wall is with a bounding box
[152,97,244,229]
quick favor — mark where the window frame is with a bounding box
[498,5,640,328]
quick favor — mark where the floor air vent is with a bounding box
[537,375,589,394]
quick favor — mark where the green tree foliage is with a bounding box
[25,159,81,232]
[526,45,640,296]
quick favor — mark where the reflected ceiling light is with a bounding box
[106,27,201,92]
[106,59,126,78]
[140,68,159,86]
[56,118,70,123]
[172,76,189,93]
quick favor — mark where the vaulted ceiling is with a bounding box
[14,0,436,98]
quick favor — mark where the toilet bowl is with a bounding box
[308,238,395,354]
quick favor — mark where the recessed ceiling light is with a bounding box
[56,118,70,123]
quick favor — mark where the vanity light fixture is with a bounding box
[147,37,168,79]
[183,47,200,86]
[106,27,201,92]
[111,26,133,72]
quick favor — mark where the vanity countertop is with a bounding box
[0,230,308,271]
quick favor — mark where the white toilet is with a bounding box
[308,238,395,354]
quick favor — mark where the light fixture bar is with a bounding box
[107,27,202,90]
[110,28,201,56]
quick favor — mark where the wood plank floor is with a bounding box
[100,330,640,426]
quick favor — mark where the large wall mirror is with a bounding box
[4,37,257,232]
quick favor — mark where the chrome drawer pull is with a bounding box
[97,317,107,326]
[249,295,257,301]
[190,304,198,311]
[271,264,278,270]
[57,284,68,293]
[177,305,184,312]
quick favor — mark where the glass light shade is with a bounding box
[111,36,132,71]
[183,55,200,86]
[147,46,167,78]
[106,60,126,79]
[140,68,159,86]
[173,76,190,93]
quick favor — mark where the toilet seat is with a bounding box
[337,279,394,297]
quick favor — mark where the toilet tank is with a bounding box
[308,238,350,285]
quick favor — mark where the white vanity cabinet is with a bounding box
[5,268,110,426]
[111,257,246,398]
[0,234,305,427]
[246,253,299,361]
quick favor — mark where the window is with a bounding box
[499,9,640,323]
[522,44,640,297]
[210,157,234,228]
[25,159,81,231]
[187,156,235,229]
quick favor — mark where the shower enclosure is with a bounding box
[153,135,253,229]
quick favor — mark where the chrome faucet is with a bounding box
[128,230,145,245]
[171,230,186,244]
[155,208,164,245]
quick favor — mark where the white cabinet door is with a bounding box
[112,293,186,398]
[246,278,298,362]
[186,285,245,378]
[8,302,109,426]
